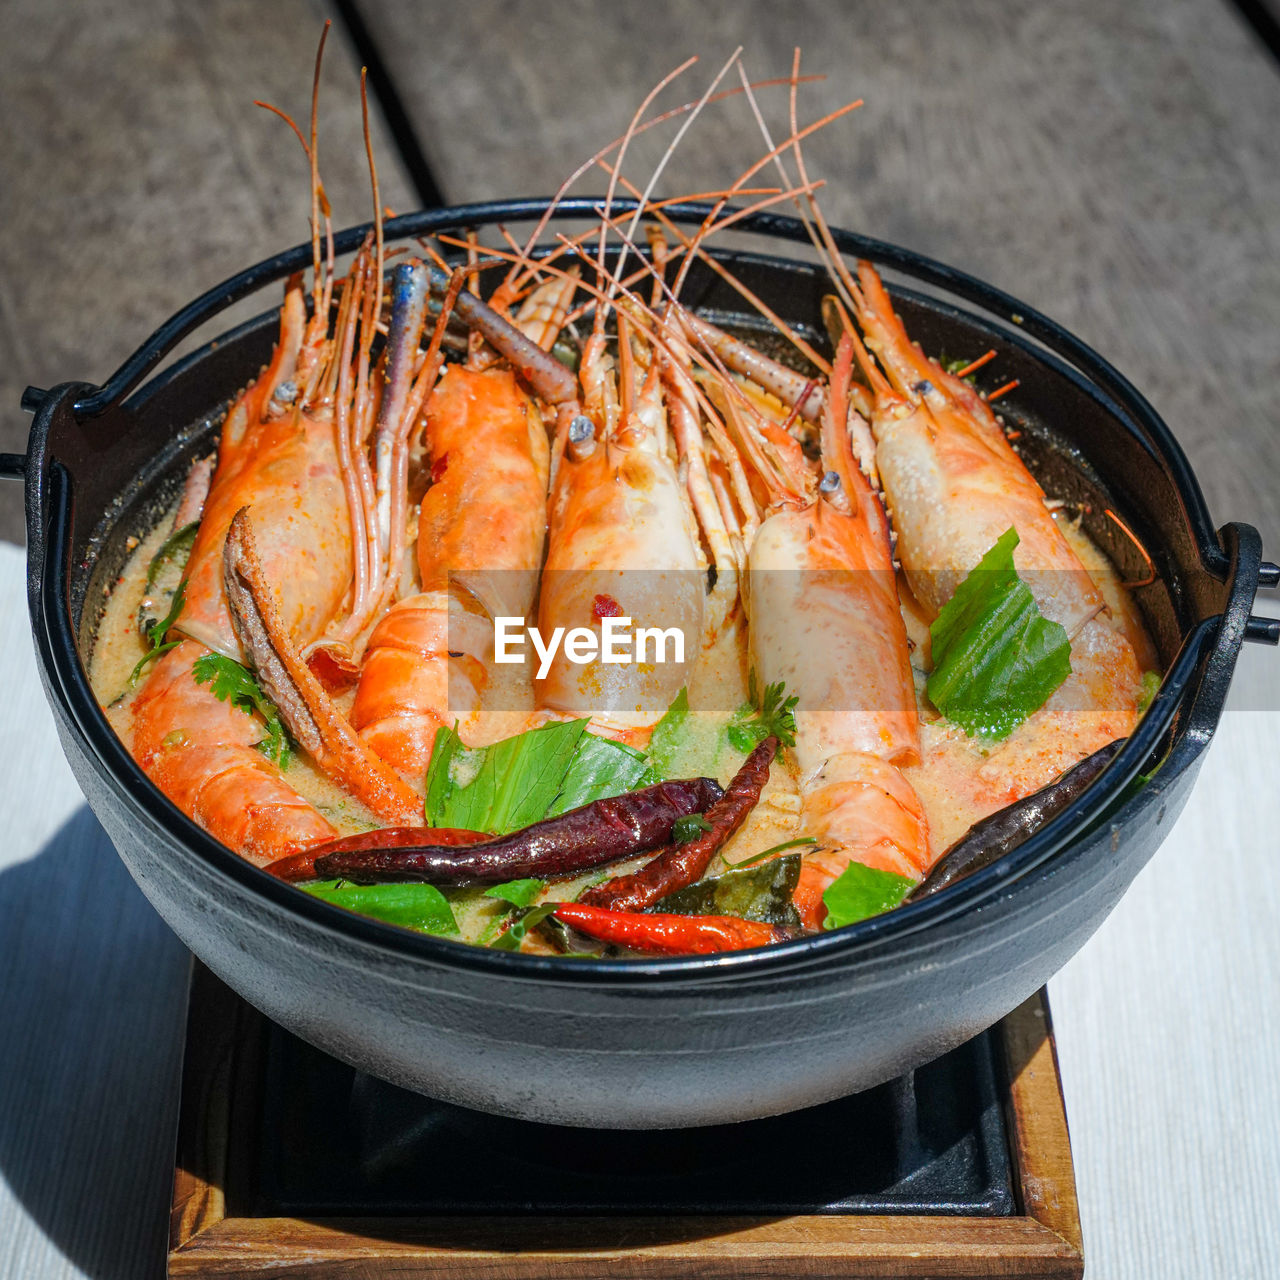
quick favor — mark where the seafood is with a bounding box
[534,312,707,739]
[89,49,1159,951]
[126,274,352,864]
[350,361,551,776]
[840,262,1142,804]
[699,328,930,918]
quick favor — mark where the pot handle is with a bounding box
[1249,553,1279,645]
[1159,522,1271,780]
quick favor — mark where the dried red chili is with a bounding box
[582,736,778,912]
[312,776,724,886]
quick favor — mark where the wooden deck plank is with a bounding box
[0,0,414,543]
[362,0,1280,546]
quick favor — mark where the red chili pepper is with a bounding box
[554,902,787,955]
[592,593,625,619]
[312,777,724,886]
[267,827,490,882]
[582,736,777,912]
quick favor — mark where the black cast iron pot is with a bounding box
[10,200,1278,1128]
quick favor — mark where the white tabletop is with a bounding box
[0,541,1277,1279]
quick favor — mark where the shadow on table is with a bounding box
[0,805,189,1280]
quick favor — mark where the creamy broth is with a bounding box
[91,481,1155,934]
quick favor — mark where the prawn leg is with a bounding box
[224,508,423,826]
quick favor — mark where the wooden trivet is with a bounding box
[169,963,1082,1278]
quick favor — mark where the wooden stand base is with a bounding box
[169,965,1082,1278]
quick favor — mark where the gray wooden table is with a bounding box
[1,3,1278,1277]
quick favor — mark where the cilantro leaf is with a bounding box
[926,527,1071,741]
[129,578,188,686]
[301,879,458,935]
[671,813,713,844]
[192,652,292,767]
[727,673,798,752]
[821,862,916,931]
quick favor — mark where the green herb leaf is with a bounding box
[728,672,798,752]
[425,718,652,833]
[671,813,713,844]
[926,527,1072,741]
[546,732,648,816]
[654,854,803,927]
[146,521,199,587]
[723,835,818,869]
[1137,670,1161,714]
[301,879,458,935]
[644,687,728,781]
[646,687,690,775]
[489,901,559,951]
[820,862,916,931]
[939,355,980,386]
[129,578,188,686]
[484,878,545,909]
[192,652,292,767]
[425,719,585,832]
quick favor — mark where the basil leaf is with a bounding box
[484,878,544,909]
[426,718,655,834]
[547,732,648,815]
[645,687,728,781]
[481,720,587,831]
[820,862,916,931]
[425,720,587,833]
[301,879,458,935]
[654,855,802,927]
[646,687,690,776]
[423,725,470,826]
[926,527,1071,741]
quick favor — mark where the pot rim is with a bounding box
[23,198,1258,986]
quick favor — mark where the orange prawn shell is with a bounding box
[351,365,550,777]
[747,499,920,772]
[417,364,550,617]
[130,640,336,864]
[537,441,704,731]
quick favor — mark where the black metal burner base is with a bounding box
[249,1018,1015,1219]
[172,968,1083,1276]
